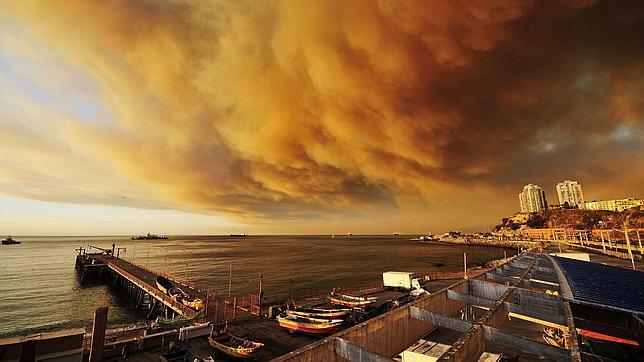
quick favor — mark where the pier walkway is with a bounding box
[76,248,206,318]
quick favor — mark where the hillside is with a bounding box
[494,206,644,231]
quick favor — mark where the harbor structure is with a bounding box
[277,251,644,362]
[582,198,644,212]
[1,244,642,361]
[519,183,548,213]
[556,180,584,208]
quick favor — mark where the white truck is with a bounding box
[383,271,425,291]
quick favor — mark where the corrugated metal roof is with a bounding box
[554,256,644,314]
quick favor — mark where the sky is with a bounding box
[0,0,643,235]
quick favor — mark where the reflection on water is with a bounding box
[0,235,513,337]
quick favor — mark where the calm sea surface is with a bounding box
[0,235,514,337]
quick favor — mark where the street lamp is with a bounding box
[550,217,564,253]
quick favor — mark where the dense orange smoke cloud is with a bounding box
[1,0,643,230]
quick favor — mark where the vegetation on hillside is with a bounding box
[494,206,643,231]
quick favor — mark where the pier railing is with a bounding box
[107,261,198,317]
[426,270,481,280]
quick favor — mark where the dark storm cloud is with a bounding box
[1,0,643,223]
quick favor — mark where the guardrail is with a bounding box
[107,261,197,317]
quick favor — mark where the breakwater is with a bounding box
[437,236,539,250]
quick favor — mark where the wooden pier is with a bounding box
[75,246,205,319]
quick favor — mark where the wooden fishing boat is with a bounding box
[156,276,174,294]
[542,327,565,347]
[156,311,205,329]
[208,333,264,358]
[157,276,205,310]
[329,291,377,308]
[182,294,206,310]
[286,306,352,318]
[277,315,344,335]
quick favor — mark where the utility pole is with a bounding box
[228,261,232,296]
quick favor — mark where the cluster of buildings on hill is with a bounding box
[518,180,643,213]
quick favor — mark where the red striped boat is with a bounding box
[286,306,352,318]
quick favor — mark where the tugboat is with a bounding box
[1,236,21,245]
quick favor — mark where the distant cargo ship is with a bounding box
[230,233,248,237]
[1,236,21,245]
[131,233,168,240]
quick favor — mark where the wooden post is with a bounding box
[463,252,468,279]
[624,224,635,270]
[258,274,264,316]
[637,231,642,254]
[608,233,613,251]
[600,232,606,252]
[89,307,108,362]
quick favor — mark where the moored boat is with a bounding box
[329,291,377,308]
[286,306,352,319]
[277,315,344,335]
[155,311,205,329]
[1,236,21,245]
[156,276,205,310]
[208,333,264,358]
[156,276,174,294]
[181,293,206,310]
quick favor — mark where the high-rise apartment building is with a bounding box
[519,184,548,213]
[556,180,584,207]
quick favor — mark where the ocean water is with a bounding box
[0,235,514,337]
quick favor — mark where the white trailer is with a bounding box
[383,271,425,290]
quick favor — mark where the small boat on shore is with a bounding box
[329,291,377,308]
[181,293,206,310]
[132,233,168,240]
[208,333,264,358]
[155,311,205,329]
[277,315,344,335]
[286,306,352,319]
[230,233,247,237]
[156,276,205,310]
[156,276,174,294]
[2,236,21,245]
